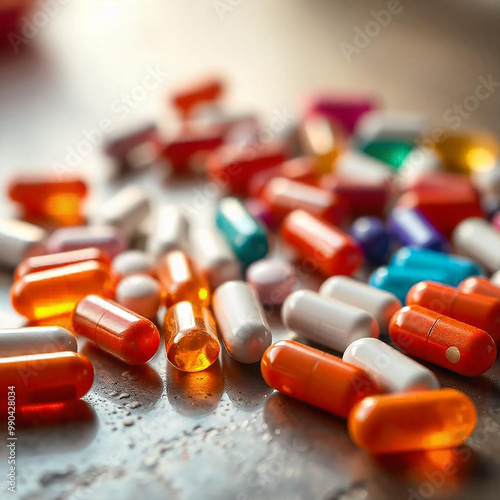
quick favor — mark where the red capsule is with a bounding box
[458,276,500,303]
[171,77,224,118]
[407,281,500,344]
[389,305,496,376]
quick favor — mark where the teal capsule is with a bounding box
[369,265,453,303]
[390,247,483,287]
[216,197,269,266]
[360,140,413,170]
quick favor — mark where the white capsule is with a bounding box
[115,274,161,320]
[212,281,272,364]
[343,338,439,392]
[282,290,379,352]
[99,185,151,239]
[491,271,500,287]
[190,225,239,289]
[112,250,156,279]
[0,219,46,268]
[398,147,443,185]
[319,276,401,333]
[472,163,500,199]
[0,327,77,357]
[335,151,393,184]
[147,205,188,259]
[453,218,500,273]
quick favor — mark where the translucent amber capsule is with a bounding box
[431,130,498,174]
[158,250,210,306]
[281,209,363,277]
[458,276,500,303]
[171,77,224,118]
[72,295,160,365]
[15,247,110,280]
[0,352,93,407]
[348,389,477,454]
[7,174,87,224]
[390,305,496,376]
[261,340,379,418]
[164,301,220,372]
[11,261,112,320]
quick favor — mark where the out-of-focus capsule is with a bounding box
[158,250,210,306]
[0,352,94,407]
[206,143,288,195]
[171,77,224,118]
[115,274,161,320]
[216,197,268,266]
[453,218,500,273]
[389,305,496,376]
[73,295,160,365]
[260,177,346,225]
[147,204,189,259]
[319,276,401,333]
[350,217,391,264]
[398,147,443,181]
[244,198,278,231]
[348,389,476,454]
[334,150,393,184]
[164,300,220,372]
[98,186,150,240]
[11,261,112,320]
[281,210,363,277]
[397,189,484,238]
[343,338,439,392]
[0,219,46,269]
[212,281,272,363]
[111,250,156,281]
[390,247,483,287]
[430,129,498,174]
[459,276,500,302]
[0,326,77,357]
[246,259,296,306]
[492,271,500,287]
[407,281,500,344]
[261,339,379,417]
[47,225,126,259]
[494,212,500,231]
[15,247,110,280]
[472,163,500,199]
[369,266,453,303]
[7,173,87,224]
[389,207,448,251]
[282,290,379,351]
[304,94,377,135]
[189,225,240,289]
[299,114,345,174]
[401,172,477,198]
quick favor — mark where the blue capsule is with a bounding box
[216,197,269,266]
[351,216,391,264]
[390,247,483,287]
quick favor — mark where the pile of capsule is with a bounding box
[2,76,500,456]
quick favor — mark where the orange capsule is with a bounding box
[15,247,110,280]
[260,340,379,418]
[407,281,500,344]
[164,301,220,372]
[281,209,363,277]
[389,305,496,376]
[171,77,224,118]
[260,177,346,225]
[348,389,477,454]
[7,174,87,222]
[0,352,93,408]
[11,261,112,320]
[72,295,160,365]
[158,250,210,306]
[458,276,500,303]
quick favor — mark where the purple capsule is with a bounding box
[351,216,391,264]
[389,207,448,252]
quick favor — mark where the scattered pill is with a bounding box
[0,219,46,269]
[115,274,161,320]
[112,250,156,280]
[350,216,391,264]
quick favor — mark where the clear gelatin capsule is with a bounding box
[0,352,94,407]
[348,389,477,454]
[216,197,269,266]
[73,295,160,365]
[164,301,220,372]
[261,340,379,418]
[11,260,112,320]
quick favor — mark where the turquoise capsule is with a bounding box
[390,247,483,287]
[216,197,269,266]
[360,140,413,170]
[369,265,453,303]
